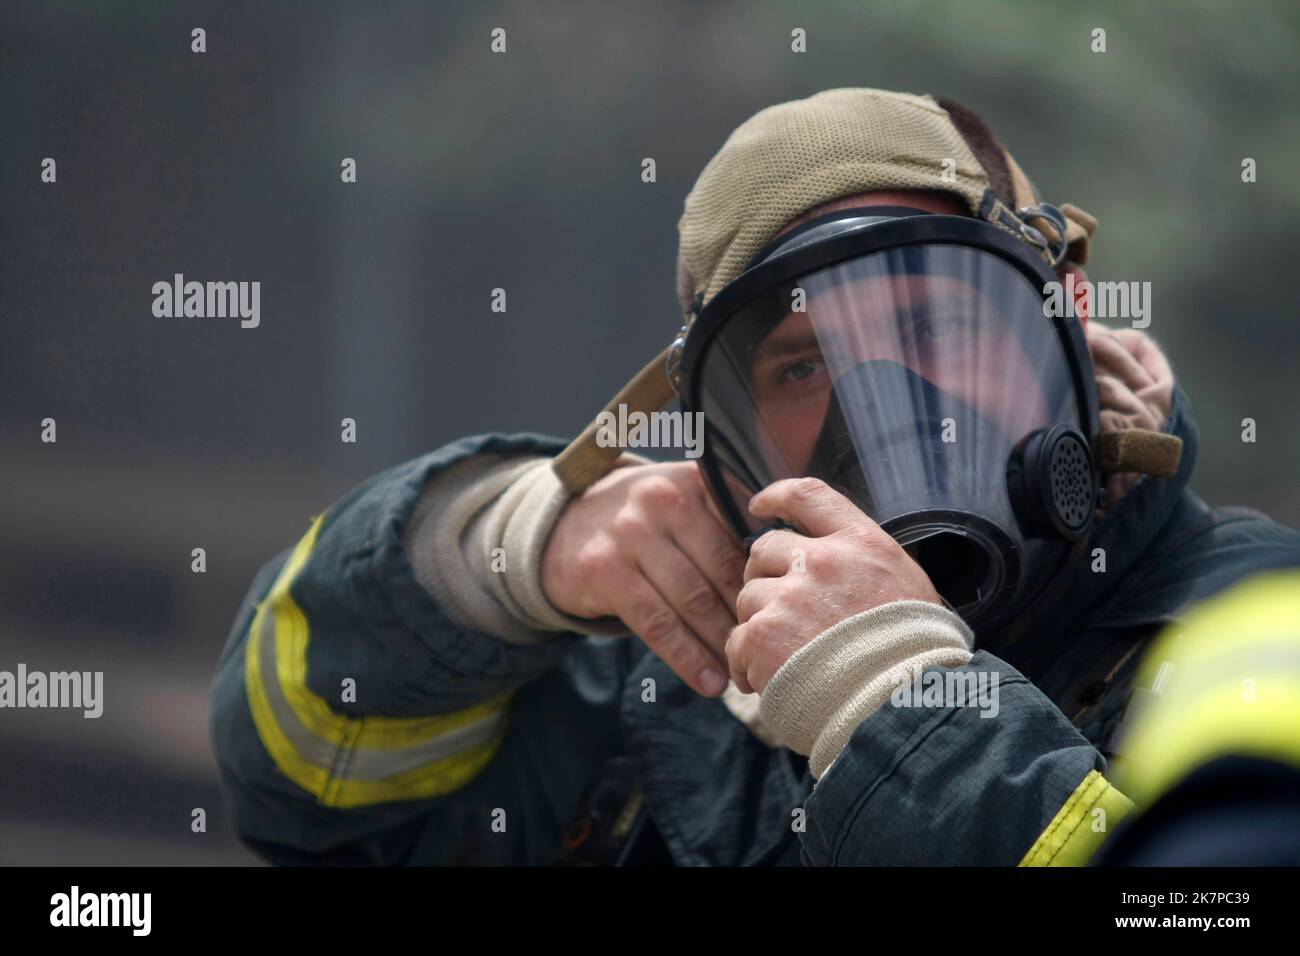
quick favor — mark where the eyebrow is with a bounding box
[754,332,824,361]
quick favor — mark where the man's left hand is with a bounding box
[726,477,943,695]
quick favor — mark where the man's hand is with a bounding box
[1086,323,1176,506]
[727,477,942,695]
[1086,324,1173,434]
[540,462,746,697]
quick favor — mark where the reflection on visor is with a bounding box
[803,359,1014,507]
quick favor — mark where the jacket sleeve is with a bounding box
[799,650,1135,866]
[209,433,635,865]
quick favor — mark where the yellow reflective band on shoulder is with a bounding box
[1118,677,1300,810]
[245,514,511,808]
[1134,570,1300,685]
[1116,569,1300,808]
[1019,769,1135,867]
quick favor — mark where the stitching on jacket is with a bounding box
[316,735,348,806]
[1044,791,1103,865]
[1028,770,1104,865]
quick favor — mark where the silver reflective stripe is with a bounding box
[256,605,504,781]
[347,715,502,779]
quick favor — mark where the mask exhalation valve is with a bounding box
[1008,425,1095,541]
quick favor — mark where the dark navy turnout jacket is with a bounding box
[210,387,1300,865]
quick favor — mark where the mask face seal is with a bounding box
[675,209,1100,632]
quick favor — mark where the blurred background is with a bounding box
[1,0,1297,864]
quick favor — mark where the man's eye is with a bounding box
[779,359,823,383]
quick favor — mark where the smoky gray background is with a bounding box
[1,1,1297,864]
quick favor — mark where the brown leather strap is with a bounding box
[1098,429,1183,479]
[552,346,677,496]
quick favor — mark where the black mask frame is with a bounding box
[671,208,1103,630]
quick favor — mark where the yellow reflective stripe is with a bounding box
[245,515,510,808]
[1117,569,1300,807]
[272,520,509,750]
[248,592,330,798]
[1134,569,1300,692]
[315,723,509,809]
[1117,674,1300,809]
[1019,769,1135,867]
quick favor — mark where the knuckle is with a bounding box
[749,529,789,567]
[630,474,685,510]
[635,605,679,644]
[724,624,746,661]
[840,528,873,553]
[790,476,826,501]
[804,544,836,574]
[666,461,701,482]
[735,582,759,622]
[710,540,743,571]
[575,539,620,577]
[750,611,783,644]
[571,543,602,578]
[680,583,718,618]
[610,505,650,540]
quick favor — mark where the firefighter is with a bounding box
[210,88,1300,865]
